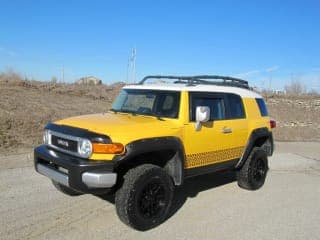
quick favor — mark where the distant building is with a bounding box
[75,76,102,85]
[273,90,285,95]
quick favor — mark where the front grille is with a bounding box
[46,130,84,157]
[52,135,78,152]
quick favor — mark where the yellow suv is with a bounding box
[34,75,275,230]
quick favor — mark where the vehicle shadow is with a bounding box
[168,170,236,219]
[98,170,236,219]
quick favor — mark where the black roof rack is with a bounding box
[138,75,249,89]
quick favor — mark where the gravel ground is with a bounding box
[0,142,319,240]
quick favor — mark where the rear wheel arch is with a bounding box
[236,127,273,169]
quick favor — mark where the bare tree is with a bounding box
[285,80,306,95]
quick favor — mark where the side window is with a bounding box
[162,95,175,110]
[190,94,225,121]
[227,94,245,119]
[256,98,268,116]
[155,92,180,118]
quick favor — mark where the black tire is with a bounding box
[52,180,82,196]
[115,164,174,231]
[237,147,268,190]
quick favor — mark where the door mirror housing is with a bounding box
[195,106,210,131]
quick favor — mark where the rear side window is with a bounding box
[256,98,268,116]
[227,94,245,119]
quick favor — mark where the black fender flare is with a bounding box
[113,137,186,185]
[236,127,274,168]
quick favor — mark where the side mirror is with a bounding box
[195,106,210,131]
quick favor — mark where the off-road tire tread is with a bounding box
[115,164,173,231]
[237,147,268,190]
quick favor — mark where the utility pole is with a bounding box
[127,48,137,83]
[126,57,130,84]
[132,48,136,83]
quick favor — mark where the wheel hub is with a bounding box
[138,182,166,218]
[252,158,266,182]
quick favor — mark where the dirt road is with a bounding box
[1,142,319,240]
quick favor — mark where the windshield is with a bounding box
[111,89,180,118]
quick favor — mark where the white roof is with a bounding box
[124,83,262,98]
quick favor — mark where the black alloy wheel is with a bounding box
[115,164,174,231]
[137,179,166,219]
[237,147,268,190]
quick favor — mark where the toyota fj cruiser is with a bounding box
[34,75,275,230]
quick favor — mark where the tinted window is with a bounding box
[190,95,225,121]
[256,98,268,116]
[111,90,180,118]
[228,94,245,119]
[155,92,180,118]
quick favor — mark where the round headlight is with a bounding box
[78,139,92,158]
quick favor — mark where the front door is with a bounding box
[183,92,247,169]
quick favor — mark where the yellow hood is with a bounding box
[55,112,182,144]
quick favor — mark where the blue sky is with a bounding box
[0,0,320,91]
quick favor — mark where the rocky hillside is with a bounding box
[0,77,319,154]
[0,78,124,153]
[267,96,320,141]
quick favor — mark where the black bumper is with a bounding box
[34,145,115,194]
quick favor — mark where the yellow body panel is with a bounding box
[54,92,270,169]
[56,112,184,161]
[185,146,244,168]
[242,98,271,131]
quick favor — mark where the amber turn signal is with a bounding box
[92,143,125,154]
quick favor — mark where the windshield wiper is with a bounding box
[109,109,137,115]
[109,108,119,113]
[110,109,164,120]
[120,109,136,114]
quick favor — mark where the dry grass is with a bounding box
[0,73,124,153]
[0,71,319,154]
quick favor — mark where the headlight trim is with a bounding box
[78,139,93,158]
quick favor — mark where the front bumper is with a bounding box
[34,145,117,194]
